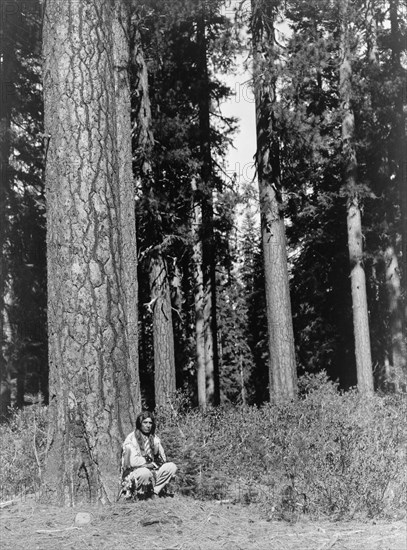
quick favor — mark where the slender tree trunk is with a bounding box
[384,247,406,390]
[42,0,140,505]
[149,254,176,408]
[171,260,184,315]
[346,201,374,392]
[365,0,378,64]
[0,13,12,416]
[203,268,215,400]
[191,179,207,409]
[0,294,12,416]
[197,9,220,406]
[131,22,177,408]
[239,353,247,407]
[251,2,297,400]
[339,0,374,394]
[389,0,407,358]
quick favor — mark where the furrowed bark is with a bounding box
[42,0,140,505]
[149,254,176,408]
[113,0,141,407]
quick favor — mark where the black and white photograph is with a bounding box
[0,0,406,548]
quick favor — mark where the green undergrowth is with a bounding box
[0,399,48,501]
[0,374,406,520]
[157,374,407,520]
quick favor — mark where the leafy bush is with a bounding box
[0,401,48,499]
[159,375,406,520]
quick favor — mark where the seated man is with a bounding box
[121,411,177,500]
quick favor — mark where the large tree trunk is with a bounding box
[197,9,220,406]
[42,0,140,505]
[149,253,176,408]
[251,2,297,400]
[339,0,374,394]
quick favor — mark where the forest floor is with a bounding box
[0,494,405,550]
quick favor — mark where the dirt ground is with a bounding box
[0,494,405,550]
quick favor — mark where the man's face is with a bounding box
[140,418,153,435]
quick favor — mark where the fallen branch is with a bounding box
[36,526,82,534]
[0,500,16,509]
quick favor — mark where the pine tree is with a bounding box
[250,0,297,399]
[388,0,407,387]
[266,0,404,391]
[389,0,407,306]
[196,2,221,407]
[0,0,13,415]
[275,0,357,388]
[358,0,406,389]
[339,0,374,393]
[137,0,237,406]
[131,13,176,409]
[42,0,140,504]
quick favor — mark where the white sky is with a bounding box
[217,0,257,192]
[218,50,260,235]
[220,57,257,190]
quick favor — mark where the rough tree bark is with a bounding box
[42,0,140,505]
[251,1,297,400]
[149,254,176,408]
[339,0,374,394]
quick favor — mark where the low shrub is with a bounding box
[159,375,406,520]
[1,377,405,521]
[0,400,48,500]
